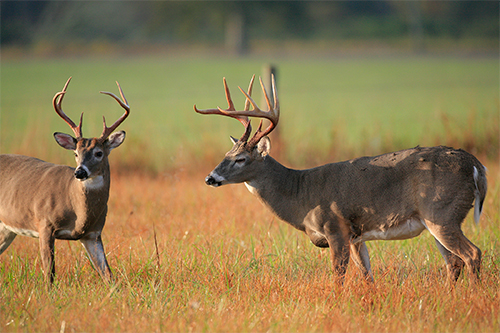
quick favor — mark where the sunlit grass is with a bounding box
[1,168,499,332]
[1,54,499,332]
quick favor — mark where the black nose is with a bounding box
[75,167,88,180]
[205,175,222,187]
[205,176,216,186]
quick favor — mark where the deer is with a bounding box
[194,75,487,284]
[0,77,130,285]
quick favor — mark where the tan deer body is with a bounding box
[0,78,129,284]
[0,154,109,239]
[195,75,487,283]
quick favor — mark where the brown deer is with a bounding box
[0,77,130,284]
[194,75,487,283]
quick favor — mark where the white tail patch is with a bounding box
[473,166,482,224]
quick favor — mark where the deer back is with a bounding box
[240,146,485,235]
[332,146,482,220]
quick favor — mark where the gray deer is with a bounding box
[194,75,487,283]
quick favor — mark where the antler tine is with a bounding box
[99,81,130,140]
[194,76,256,142]
[272,74,279,113]
[243,74,255,113]
[259,76,274,113]
[223,77,236,112]
[53,77,83,138]
[236,74,280,147]
[194,75,280,146]
[236,74,255,142]
[194,77,251,125]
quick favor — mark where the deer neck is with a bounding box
[76,160,111,193]
[244,156,309,230]
[70,164,110,220]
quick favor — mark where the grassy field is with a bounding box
[1,54,499,332]
[1,54,498,169]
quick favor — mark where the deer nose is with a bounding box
[205,175,223,187]
[74,167,88,180]
[205,175,216,186]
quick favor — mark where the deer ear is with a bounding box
[54,132,77,150]
[230,136,238,145]
[107,131,126,150]
[257,136,271,156]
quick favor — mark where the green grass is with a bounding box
[1,54,498,172]
[1,53,499,332]
[0,155,498,332]
[1,171,498,332]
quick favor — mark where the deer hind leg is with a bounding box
[425,220,481,282]
[39,226,56,284]
[433,237,465,281]
[80,232,113,282]
[0,222,17,255]
[350,242,374,282]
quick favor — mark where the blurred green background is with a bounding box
[2,1,498,55]
[1,1,498,173]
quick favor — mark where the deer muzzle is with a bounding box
[74,166,89,180]
[205,175,220,187]
[205,168,228,187]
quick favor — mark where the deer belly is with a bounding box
[355,218,426,243]
[2,223,39,238]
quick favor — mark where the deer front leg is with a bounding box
[80,232,113,282]
[324,219,351,284]
[305,227,330,248]
[0,222,17,255]
[350,242,374,282]
[39,225,56,284]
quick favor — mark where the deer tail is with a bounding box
[473,165,487,224]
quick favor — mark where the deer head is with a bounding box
[194,75,279,186]
[52,77,129,183]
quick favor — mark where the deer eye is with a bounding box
[235,158,246,164]
[95,151,103,158]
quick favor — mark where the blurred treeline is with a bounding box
[2,1,498,55]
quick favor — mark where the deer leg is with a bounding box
[350,242,374,282]
[39,226,56,284]
[0,222,17,255]
[324,221,351,283]
[305,227,329,248]
[433,237,465,281]
[425,220,481,282]
[80,232,113,282]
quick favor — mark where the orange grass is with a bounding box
[1,163,499,332]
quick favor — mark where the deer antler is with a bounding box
[99,81,130,140]
[238,75,279,147]
[194,76,256,142]
[194,74,279,147]
[53,77,83,138]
